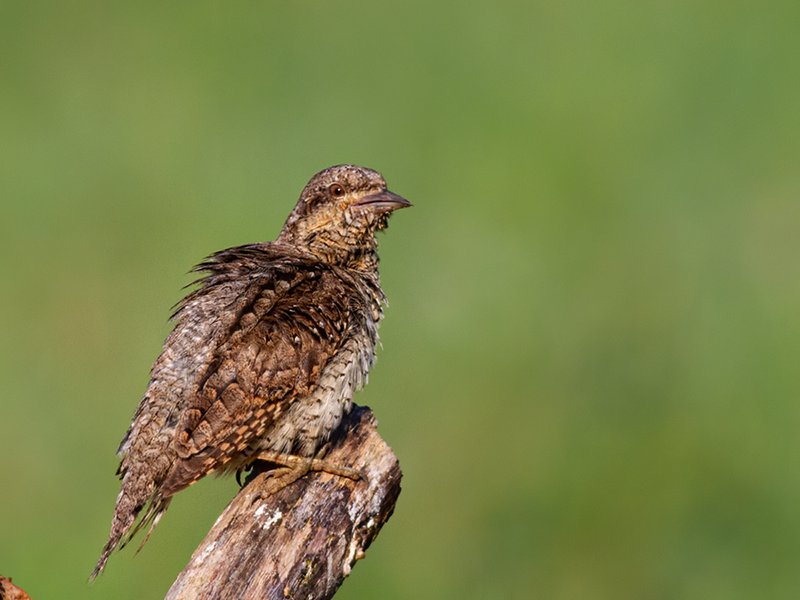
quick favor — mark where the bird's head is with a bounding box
[278,164,411,269]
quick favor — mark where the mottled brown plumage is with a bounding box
[91,165,410,579]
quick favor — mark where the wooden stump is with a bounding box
[165,405,402,600]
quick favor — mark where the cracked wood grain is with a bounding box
[165,405,402,600]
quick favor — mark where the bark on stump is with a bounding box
[165,405,402,600]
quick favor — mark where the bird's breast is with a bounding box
[254,321,378,457]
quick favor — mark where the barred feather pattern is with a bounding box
[91,165,407,579]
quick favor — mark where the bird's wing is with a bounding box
[103,244,362,565]
[117,244,304,468]
[157,247,363,495]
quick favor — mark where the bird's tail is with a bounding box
[89,477,171,580]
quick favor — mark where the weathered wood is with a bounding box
[0,576,33,600]
[165,405,402,600]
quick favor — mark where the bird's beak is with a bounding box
[354,189,412,211]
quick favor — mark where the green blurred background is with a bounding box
[2,1,800,598]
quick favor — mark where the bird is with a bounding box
[90,164,410,579]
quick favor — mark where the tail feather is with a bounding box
[89,482,170,580]
[124,496,171,553]
[89,500,138,581]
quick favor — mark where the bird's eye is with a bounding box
[329,184,345,198]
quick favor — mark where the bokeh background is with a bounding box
[2,1,800,599]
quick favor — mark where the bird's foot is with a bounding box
[251,450,362,498]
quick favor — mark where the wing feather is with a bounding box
[111,242,365,536]
[158,249,361,494]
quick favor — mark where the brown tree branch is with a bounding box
[165,405,402,600]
